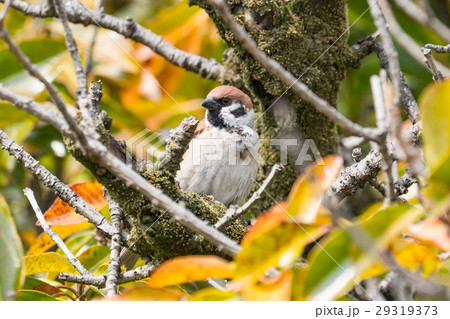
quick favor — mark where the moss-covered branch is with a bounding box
[190,0,352,211]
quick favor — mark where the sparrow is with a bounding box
[176,86,260,206]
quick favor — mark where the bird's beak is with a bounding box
[201,98,220,111]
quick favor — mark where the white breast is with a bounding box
[176,126,259,205]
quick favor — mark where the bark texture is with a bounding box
[191,0,350,210]
[72,0,352,261]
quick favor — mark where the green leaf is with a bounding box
[190,288,241,301]
[0,103,37,127]
[302,204,423,300]
[22,276,50,290]
[24,252,77,275]
[0,194,24,300]
[0,38,65,81]
[76,245,110,273]
[419,80,450,183]
[16,289,57,301]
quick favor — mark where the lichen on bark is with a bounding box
[65,126,247,263]
[67,0,352,262]
[191,0,350,211]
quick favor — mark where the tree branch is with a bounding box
[156,116,199,175]
[0,0,89,149]
[0,77,241,258]
[0,0,224,81]
[24,187,91,276]
[0,129,119,237]
[372,41,420,125]
[377,0,450,77]
[422,47,446,82]
[53,0,91,123]
[84,0,105,77]
[104,191,123,297]
[0,85,73,138]
[58,265,155,287]
[205,0,383,143]
[370,1,425,178]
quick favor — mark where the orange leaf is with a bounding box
[107,286,186,301]
[287,155,343,223]
[27,222,91,255]
[408,218,450,252]
[148,256,235,288]
[39,182,107,226]
[241,270,293,301]
[242,202,288,246]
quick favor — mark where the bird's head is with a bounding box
[201,86,254,128]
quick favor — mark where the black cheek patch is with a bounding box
[230,107,246,117]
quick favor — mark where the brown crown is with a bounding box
[206,86,253,111]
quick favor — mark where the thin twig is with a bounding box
[215,163,283,229]
[0,0,88,148]
[371,71,396,202]
[372,42,420,125]
[53,0,88,99]
[206,0,383,143]
[0,129,119,238]
[104,191,123,297]
[378,0,450,77]
[0,0,11,23]
[85,0,105,77]
[58,265,155,287]
[0,85,73,137]
[53,0,94,132]
[423,44,450,81]
[370,0,425,180]
[0,0,224,81]
[422,47,446,81]
[24,187,91,276]
[424,44,450,53]
[0,86,241,256]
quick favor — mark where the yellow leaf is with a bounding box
[419,80,450,182]
[240,270,293,301]
[24,252,77,275]
[287,155,343,223]
[241,202,288,246]
[148,256,235,288]
[235,222,327,285]
[27,222,91,255]
[393,239,440,277]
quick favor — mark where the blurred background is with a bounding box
[0,0,449,253]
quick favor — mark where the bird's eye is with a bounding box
[222,98,231,106]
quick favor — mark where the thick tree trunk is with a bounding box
[68,0,352,261]
[192,0,350,210]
